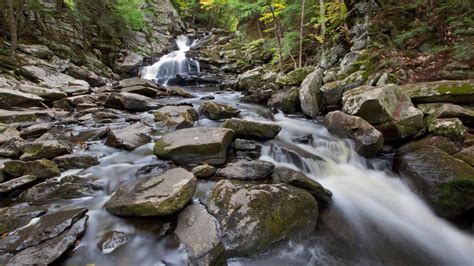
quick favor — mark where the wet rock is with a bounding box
[400,80,474,104]
[427,118,466,140]
[299,68,324,118]
[98,231,128,254]
[192,164,217,178]
[18,44,54,59]
[105,168,197,216]
[0,110,58,124]
[175,203,226,265]
[119,92,159,111]
[20,175,98,203]
[3,208,88,265]
[276,66,315,86]
[342,85,424,141]
[199,101,240,120]
[241,89,273,104]
[53,154,100,169]
[20,140,71,160]
[122,86,159,97]
[454,147,474,167]
[0,175,42,194]
[393,146,474,219]
[272,167,332,205]
[3,159,60,179]
[398,135,460,155]
[222,118,281,140]
[323,111,384,157]
[216,160,274,180]
[17,84,67,102]
[165,86,195,98]
[154,127,234,165]
[208,180,318,257]
[0,124,20,144]
[20,123,51,139]
[154,105,199,129]
[105,123,152,150]
[0,88,44,108]
[0,204,47,235]
[267,87,300,114]
[233,139,259,150]
[118,77,160,89]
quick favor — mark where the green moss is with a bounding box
[438,177,474,216]
[153,140,171,157]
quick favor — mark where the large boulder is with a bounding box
[0,88,44,108]
[320,71,367,110]
[0,204,47,235]
[105,123,152,150]
[0,208,88,265]
[117,77,160,90]
[427,118,466,140]
[115,50,143,75]
[267,87,300,114]
[18,44,54,59]
[199,101,240,120]
[175,203,226,265]
[65,64,106,87]
[236,67,277,92]
[3,159,60,179]
[0,124,20,144]
[276,66,315,86]
[105,168,197,216]
[20,140,71,161]
[393,146,474,219]
[0,110,58,124]
[154,127,234,165]
[272,167,332,205]
[425,103,474,128]
[222,118,281,140]
[323,111,384,157]
[216,160,274,180]
[299,68,324,118]
[17,84,67,102]
[52,154,100,169]
[154,105,199,129]
[454,146,474,167]
[118,92,159,111]
[342,85,424,141]
[207,180,319,257]
[399,80,474,104]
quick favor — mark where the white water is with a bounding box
[141,35,200,84]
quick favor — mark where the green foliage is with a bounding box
[115,0,145,31]
[393,23,432,47]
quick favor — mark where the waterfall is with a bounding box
[141,35,200,85]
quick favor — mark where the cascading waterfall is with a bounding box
[141,35,200,85]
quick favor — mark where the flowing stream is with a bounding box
[58,37,473,265]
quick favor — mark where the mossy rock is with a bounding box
[222,118,281,140]
[400,80,474,104]
[427,118,466,140]
[276,67,315,86]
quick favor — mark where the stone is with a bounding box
[20,175,98,203]
[236,67,278,92]
[207,180,319,257]
[165,86,195,98]
[338,51,362,76]
[216,160,274,180]
[427,118,466,140]
[3,159,60,179]
[20,140,71,160]
[0,124,20,144]
[17,84,67,102]
[2,208,88,265]
[241,89,273,104]
[118,77,160,89]
[105,123,152,150]
[399,80,474,104]
[323,111,384,157]
[0,88,44,108]
[115,50,143,75]
[121,86,158,97]
[393,146,474,219]
[398,135,460,155]
[299,68,324,118]
[154,127,234,165]
[425,103,474,128]
[105,168,197,216]
[0,138,24,158]
[154,105,199,129]
[0,175,41,194]
[272,167,332,205]
[20,123,51,139]
[192,164,217,178]
[175,203,226,265]
[0,204,47,235]
[233,139,259,150]
[222,118,281,140]
[199,101,240,120]
[276,66,315,86]
[52,154,100,169]
[320,71,367,109]
[118,92,159,111]
[18,44,54,59]
[267,87,300,114]
[65,64,106,87]
[0,110,57,124]
[97,231,128,254]
[454,147,474,167]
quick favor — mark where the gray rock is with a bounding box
[105,168,197,216]
[320,71,367,108]
[222,118,281,140]
[0,124,20,144]
[338,51,363,76]
[199,101,240,120]
[20,140,71,160]
[454,146,474,167]
[192,164,217,178]
[425,103,474,128]
[105,123,152,150]
[52,154,99,169]
[0,204,47,235]
[154,105,199,129]
[208,180,318,257]
[323,111,384,157]
[0,110,58,124]
[400,80,474,104]
[97,231,128,254]
[299,68,324,118]
[233,139,259,150]
[18,44,54,59]
[65,64,106,87]
[272,167,332,205]
[122,86,159,97]
[216,160,274,180]
[20,123,51,139]
[0,88,44,108]
[118,77,160,89]
[17,84,67,102]
[427,118,466,140]
[3,159,60,179]
[398,135,460,155]
[115,50,143,74]
[0,175,42,194]
[118,92,159,111]
[0,138,24,158]
[175,203,226,265]
[154,127,234,165]
[267,87,300,114]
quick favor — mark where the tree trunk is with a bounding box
[319,0,326,35]
[6,0,17,55]
[268,1,284,70]
[298,0,305,68]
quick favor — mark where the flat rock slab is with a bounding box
[199,101,240,120]
[0,205,47,235]
[175,203,225,265]
[222,118,281,140]
[53,154,100,169]
[0,88,44,108]
[105,123,152,150]
[20,140,71,161]
[154,105,199,129]
[105,168,197,216]
[154,127,234,165]
[216,160,274,180]
[400,80,474,104]
[98,231,128,254]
